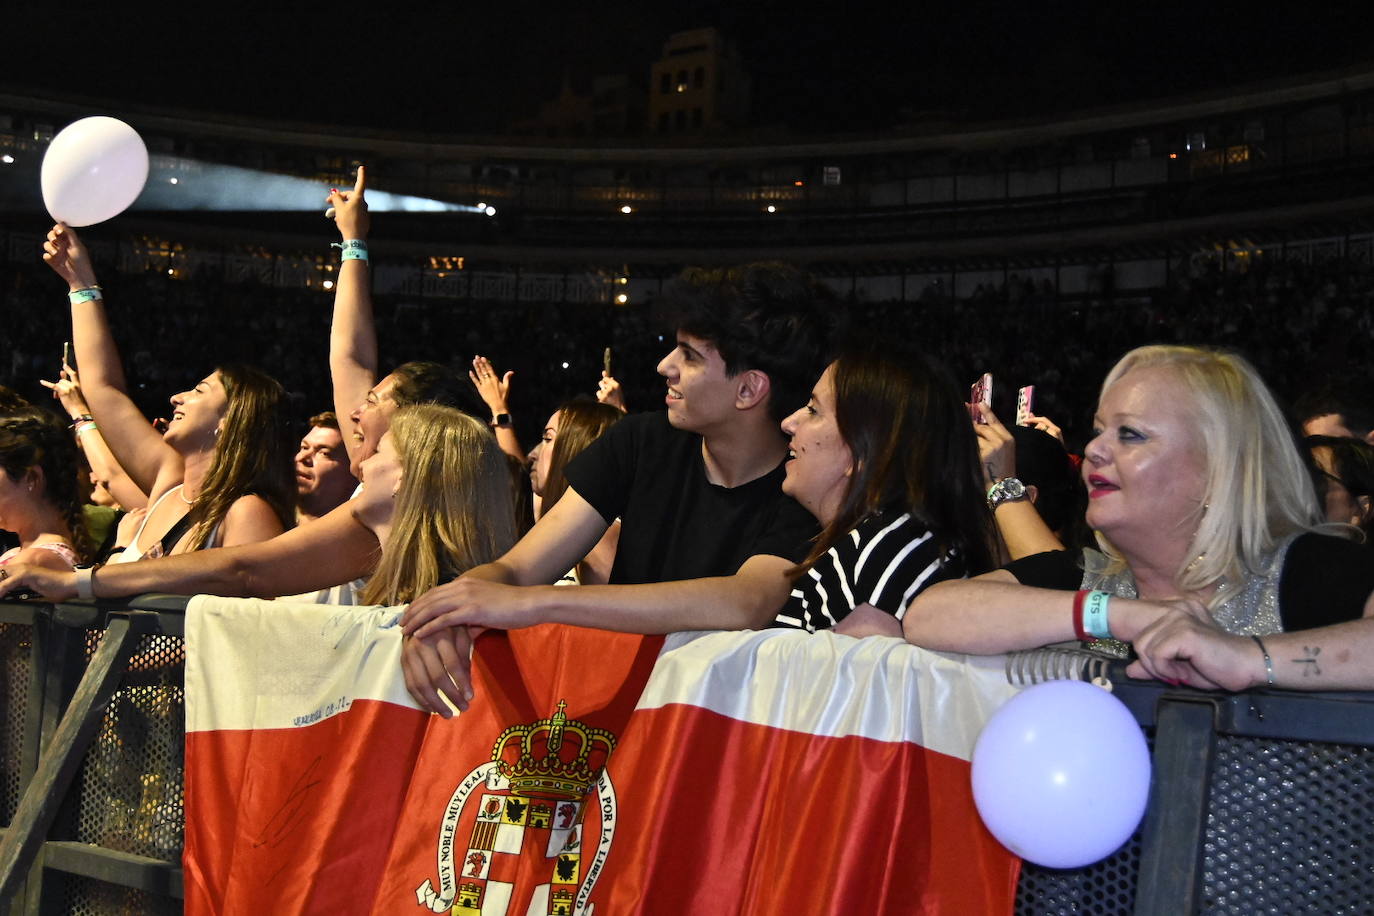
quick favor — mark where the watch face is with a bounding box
[991,478,1027,505]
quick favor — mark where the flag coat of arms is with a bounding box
[184,597,1022,915]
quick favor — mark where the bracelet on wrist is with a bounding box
[74,566,95,600]
[75,421,99,436]
[332,239,369,262]
[68,286,103,305]
[1251,635,1276,687]
[70,414,94,427]
[1082,590,1113,640]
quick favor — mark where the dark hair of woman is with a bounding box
[0,408,94,563]
[794,344,998,577]
[186,364,296,550]
[539,400,625,513]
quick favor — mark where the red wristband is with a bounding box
[1072,589,1092,642]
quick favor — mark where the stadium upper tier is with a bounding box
[5,64,1374,266]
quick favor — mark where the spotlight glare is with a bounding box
[766,205,777,213]
[561,361,570,369]
[1,154,13,164]
[169,177,179,185]
[484,206,497,216]
[620,205,633,214]
[615,293,629,304]
[322,279,335,290]
[477,201,486,209]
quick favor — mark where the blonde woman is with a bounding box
[42,224,294,562]
[904,345,1374,655]
[0,406,517,607]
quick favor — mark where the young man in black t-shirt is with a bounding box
[398,263,835,715]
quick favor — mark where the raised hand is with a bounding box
[469,356,513,416]
[42,223,99,290]
[327,165,370,240]
[596,371,627,411]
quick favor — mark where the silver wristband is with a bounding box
[74,566,95,599]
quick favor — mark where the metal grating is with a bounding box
[1013,730,1153,916]
[1200,735,1374,915]
[51,872,180,916]
[71,631,185,863]
[0,621,33,826]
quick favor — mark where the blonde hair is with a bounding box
[361,406,518,606]
[1095,346,1322,600]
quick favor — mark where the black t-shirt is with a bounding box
[564,411,818,584]
[1003,533,1374,630]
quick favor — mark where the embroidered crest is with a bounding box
[414,700,619,915]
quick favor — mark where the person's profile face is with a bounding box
[655,333,737,434]
[1082,367,1208,553]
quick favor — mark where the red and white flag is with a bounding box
[185,598,1022,915]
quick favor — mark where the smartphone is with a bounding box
[970,373,993,408]
[1016,385,1035,426]
[603,347,613,376]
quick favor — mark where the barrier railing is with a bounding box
[1,596,1371,915]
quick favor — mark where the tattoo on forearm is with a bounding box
[1292,646,1322,677]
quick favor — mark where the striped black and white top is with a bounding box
[773,511,965,632]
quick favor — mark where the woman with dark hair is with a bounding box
[0,408,93,571]
[772,345,999,635]
[530,399,624,584]
[42,224,294,569]
[1306,435,1374,535]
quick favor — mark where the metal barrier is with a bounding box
[0,597,188,915]
[0,595,1371,915]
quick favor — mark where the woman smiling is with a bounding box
[772,345,999,635]
[42,224,294,568]
[904,345,1374,657]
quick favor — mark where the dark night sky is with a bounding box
[6,2,1374,136]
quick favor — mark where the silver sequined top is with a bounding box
[1078,533,1301,636]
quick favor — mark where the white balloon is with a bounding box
[41,117,149,227]
[971,680,1152,869]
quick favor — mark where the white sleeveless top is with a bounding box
[109,485,222,564]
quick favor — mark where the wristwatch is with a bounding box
[987,477,1029,510]
[492,413,512,429]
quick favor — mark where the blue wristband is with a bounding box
[333,239,369,262]
[1083,590,1113,640]
[68,287,103,304]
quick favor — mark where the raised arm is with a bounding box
[974,406,1064,561]
[42,362,148,509]
[0,501,378,602]
[326,166,378,469]
[469,355,523,461]
[43,224,182,496]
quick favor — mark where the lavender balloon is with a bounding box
[971,680,1151,868]
[41,117,149,227]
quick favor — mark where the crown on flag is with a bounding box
[491,700,617,800]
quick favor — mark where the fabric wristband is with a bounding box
[74,566,95,599]
[68,287,103,305]
[1082,590,1113,640]
[333,239,369,262]
[75,421,98,436]
[1072,590,1092,641]
[1251,635,1275,686]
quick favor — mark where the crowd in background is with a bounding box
[5,249,1373,453]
